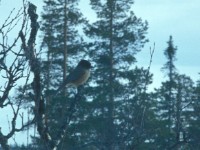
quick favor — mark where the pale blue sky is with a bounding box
[0,0,200,145]
[133,0,200,88]
[134,0,200,65]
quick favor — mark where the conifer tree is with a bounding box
[41,0,86,88]
[161,35,177,126]
[155,36,194,149]
[38,0,88,148]
[82,0,154,149]
[154,36,178,148]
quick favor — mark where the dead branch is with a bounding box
[19,3,55,149]
[0,52,27,107]
[54,88,82,149]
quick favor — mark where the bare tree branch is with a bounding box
[54,88,82,149]
[0,2,35,149]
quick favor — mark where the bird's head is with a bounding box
[78,60,92,69]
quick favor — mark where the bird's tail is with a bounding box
[55,82,71,96]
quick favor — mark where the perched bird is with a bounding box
[56,60,91,95]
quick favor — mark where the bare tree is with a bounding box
[0,2,34,150]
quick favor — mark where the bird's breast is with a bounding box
[73,69,90,86]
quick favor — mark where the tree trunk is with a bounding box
[63,0,68,95]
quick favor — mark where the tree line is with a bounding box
[0,0,199,150]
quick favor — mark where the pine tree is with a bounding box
[41,0,87,88]
[161,35,177,127]
[82,0,152,149]
[37,0,88,148]
[40,0,61,88]
[155,36,194,149]
[154,36,178,148]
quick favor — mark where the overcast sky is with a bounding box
[0,0,200,145]
[132,0,200,87]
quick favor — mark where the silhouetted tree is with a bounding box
[155,36,194,149]
[82,0,154,149]
[38,0,88,149]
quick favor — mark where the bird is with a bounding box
[55,59,91,95]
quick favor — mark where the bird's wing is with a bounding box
[55,67,86,95]
[64,67,86,85]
